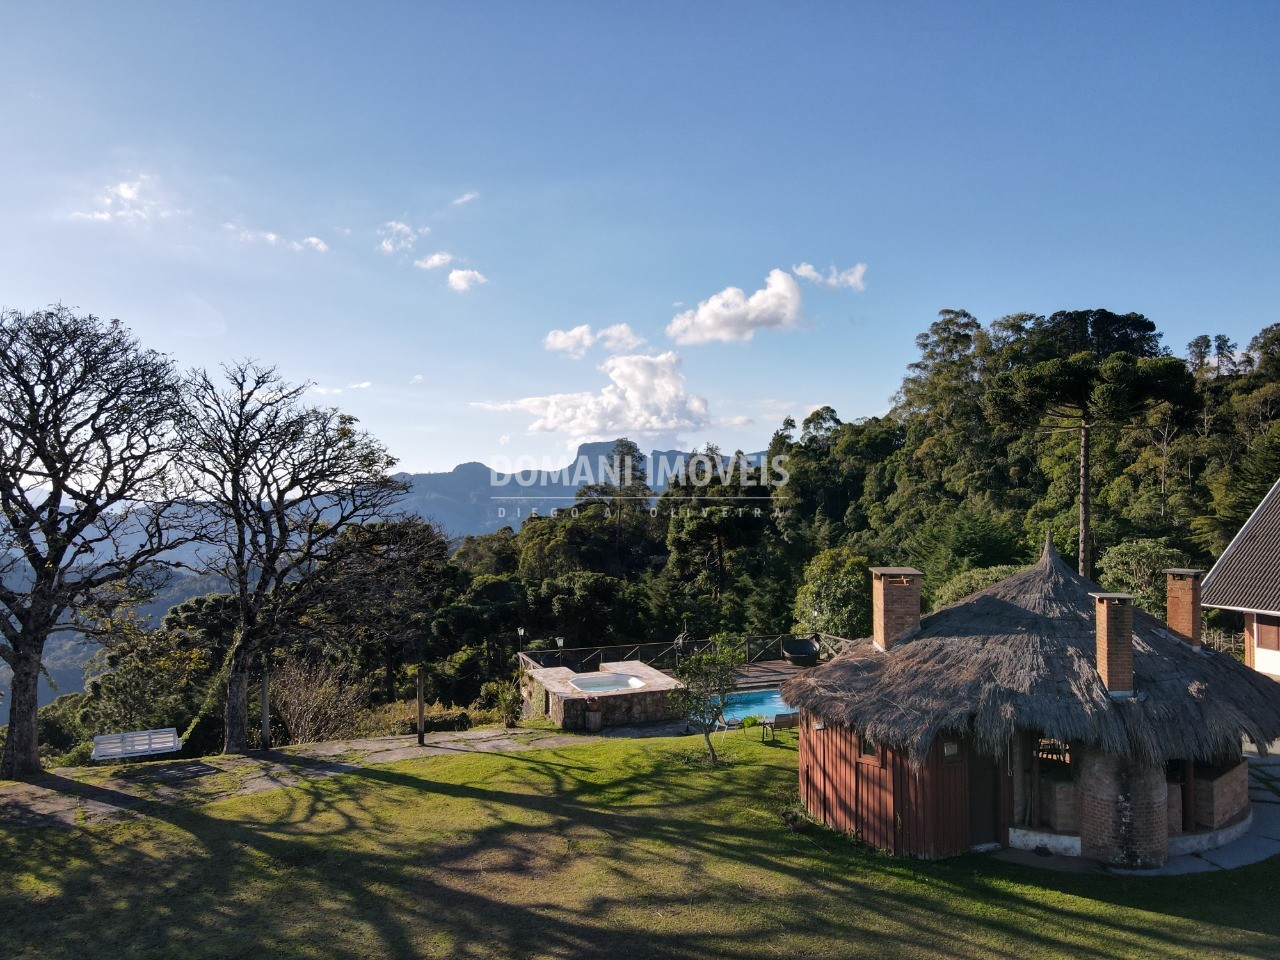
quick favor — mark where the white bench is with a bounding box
[91,728,183,761]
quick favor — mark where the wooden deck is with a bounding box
[658,658,819,692]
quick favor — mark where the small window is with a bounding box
[857,734,880,764]
[942,740,961,761]
[1257,615,1280,652]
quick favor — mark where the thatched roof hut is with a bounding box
[783,539,1280,768]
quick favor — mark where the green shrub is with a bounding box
[931,565,1024,611]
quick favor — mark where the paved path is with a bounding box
[0,727,604,829]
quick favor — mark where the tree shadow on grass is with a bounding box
[2,739,1279,959]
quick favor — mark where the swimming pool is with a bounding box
[721,688,792,723]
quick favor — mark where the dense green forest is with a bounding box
[9,308,1280,766]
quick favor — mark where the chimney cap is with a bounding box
[1089,592,1134,602]
[870,566,924,578]
[1163,568,1205,577]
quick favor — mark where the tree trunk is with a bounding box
[260,665,271,751]
[223,643,255,754]
[383,637,397,703]
[1078,422,1091,579]
[701,726,719,764]
[0,649,43,780]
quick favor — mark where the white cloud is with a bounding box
[544,325,596,359]
[666,269,803,345]
[792,261,867,290]
[544,323,645,359]
[311,386,343,396]
[413,251,455,270]
[599,323,645,352]
[73,174,184,223]
[719,415,755,427]
[448,268,488,292]
[378,220,427,254]
[409,374,425,384]
[347,381,372,390]
[452,192,479,205]
[226,224,328,253]
[238,229,282,245]
[499,435,511,446]
[478,351,709,441]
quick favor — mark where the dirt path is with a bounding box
[0,727,601,829]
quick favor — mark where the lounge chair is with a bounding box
[760,712,799,741]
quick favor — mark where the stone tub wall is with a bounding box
[521,662,683,731]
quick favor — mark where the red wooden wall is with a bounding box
[798,711,984,859]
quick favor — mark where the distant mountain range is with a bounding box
[4,440,768,706]
[395,440,768,539]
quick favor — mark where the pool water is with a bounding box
[721,688,792,723]
[569,673,645,693]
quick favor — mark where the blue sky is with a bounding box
[2,2,1277,472]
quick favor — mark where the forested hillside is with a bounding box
[11,308,1279,764]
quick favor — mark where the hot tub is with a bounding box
[569,673,646,693]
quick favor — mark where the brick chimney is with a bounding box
[870,567,924,651]
[1164,568,1204,650]
[1090,593,1135,696]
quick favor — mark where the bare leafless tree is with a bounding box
[269,657,369,745]
[181,361,405,753]
[0,308,191,779]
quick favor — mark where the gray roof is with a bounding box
[1203,476,1280,615]
[783,540,1280,766]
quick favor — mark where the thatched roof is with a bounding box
[782,540,1280,766]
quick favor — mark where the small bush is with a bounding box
[350,700,476,737]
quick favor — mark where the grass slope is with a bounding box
[1,734,1278,959]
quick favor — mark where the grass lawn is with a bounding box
[2,733,1278,959]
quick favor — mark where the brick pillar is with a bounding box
[1164,569,1204,648]
[1078,747,1169,867]
[870,567,923,651]
[1091,593,1134,696]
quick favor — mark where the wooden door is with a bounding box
[968,747,999,847]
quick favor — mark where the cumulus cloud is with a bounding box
[347,381,372,390]
[452,192,479,205]
[478,351,709,441]
[792,261,867,290]
[413,251,455,270]
[719,415,755,427]
[544,325,596,359]
[300,236,329,253]
[448,268,488,292]
[378,220,427,254]
[73,175,185,223]
[409,374,425,384]
[666,269,803,345]
[544,323,645,359]
[311,386,343,396]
